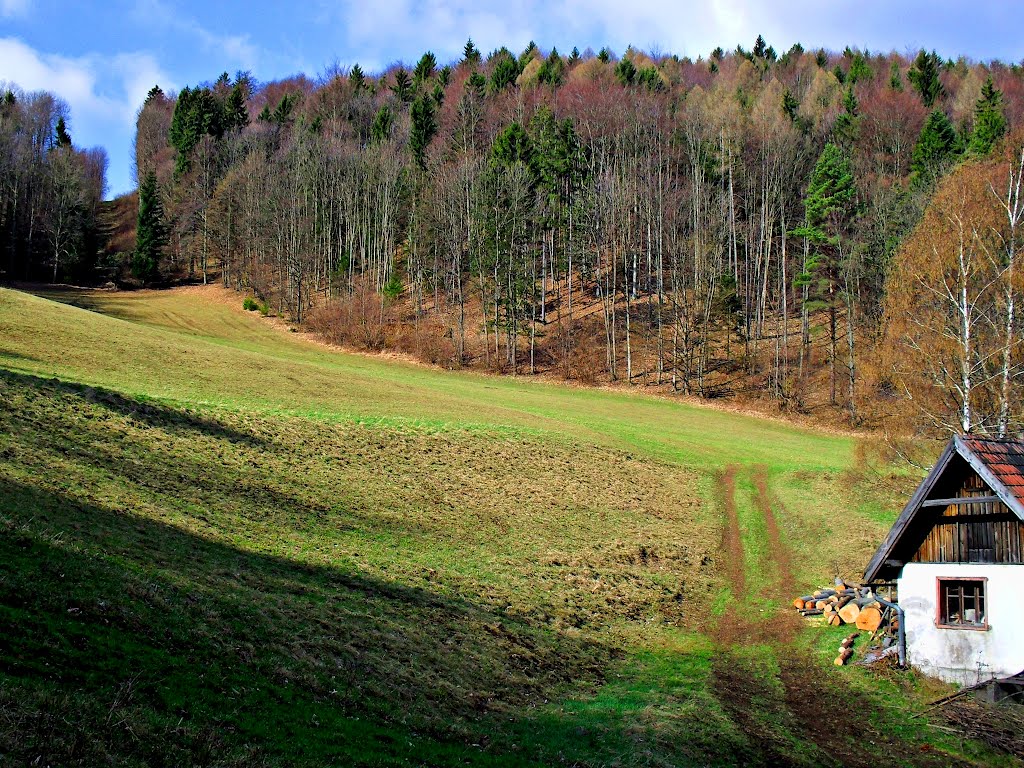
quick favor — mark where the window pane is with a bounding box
[938,580,986,627]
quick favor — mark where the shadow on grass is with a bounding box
[0,369,265,447]
[0,476,620,767]
[0,349,38,364]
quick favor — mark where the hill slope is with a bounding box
[0,287,996,766]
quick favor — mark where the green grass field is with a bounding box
[0,286,1009,766]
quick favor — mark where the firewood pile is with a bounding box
[791,579,900,665]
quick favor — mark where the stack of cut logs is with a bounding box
[791,580,901,666]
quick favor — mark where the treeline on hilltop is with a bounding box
[8,38,1024,436]
[0,89,108,282]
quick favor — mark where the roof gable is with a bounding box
[863,437,1024,583]
[958,437,1024,516]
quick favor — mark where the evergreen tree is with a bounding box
[968,76,1007,156]
[568,47,581,65]
[848,52,872,83]
[537,49,565,86]
[636,67,663,91]
[466,71,487,99]
[792,143,855,294]
[133,171,166,283]
[413,51,437,84]
[791,143,855,405]
[224,83,249,130]
[391,68,413,102]
[271,93,297,125]
[908,50,944,107]
[349,63,365,91]
[753,35,768,59]
[409,94,437,169]
[597,47,611,63]
[888,61,903,91]
[462,39,481,66]
[615,57,637,86]
[911,109,958,182]
[54,116,72,149]
[518,41,538,70]
[370,104,394,144]
[168,86,223,176]
[491,122,534,174]
[782,89,800,121]
[833,87,859,146]
[489,50,519,92]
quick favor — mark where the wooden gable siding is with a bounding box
[912,468,1024,564]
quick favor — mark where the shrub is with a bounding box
[381,272,403,302]
[243,297,259,311]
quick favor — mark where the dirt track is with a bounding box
[708,465,962,768]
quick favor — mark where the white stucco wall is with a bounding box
[898,563,1024,685]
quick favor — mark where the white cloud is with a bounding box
[320,0,1016,72]
[0,37,171,196]
[0,0,30,18]
[132,0,259,71]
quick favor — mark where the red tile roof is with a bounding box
[960,437,1024,511]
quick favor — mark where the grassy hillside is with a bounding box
[0,287,1007,766]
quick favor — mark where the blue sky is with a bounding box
[2,0,1022,198]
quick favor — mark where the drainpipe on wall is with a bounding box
[873,594,906,668]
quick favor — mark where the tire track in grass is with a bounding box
[710,467,960,767]
[711,464,804,766]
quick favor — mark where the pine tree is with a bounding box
[410,95,437,169]
[568,47,581,65]
[848,52,872,83]
[54,116,72,149]
[791,143,856,406]
[782,89,800,121]
[133,171,166,283]
[518,41,538,70]
[795,143,855,251]
[462,39,481,66]
[271,93,296,125]
[466,71,486,99]
[537,49,565,86]
[413,51,436,84]
[908,50,944,107]
[489,51,519,92]
[391,68,413,102]
[349,63,365,91]
[370,105,394,144]
[833,87,859,146]
[753,35,768,59]
[911,109,958,182]
[968,76,1007,156]
[169,86,223,176]
[491,122,534,172]
[888,61,903,91]
[224,83,248,130]
[615,57,637,86]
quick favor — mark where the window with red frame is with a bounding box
[937,578,987,628]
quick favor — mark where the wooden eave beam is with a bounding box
[921,495,1002,507]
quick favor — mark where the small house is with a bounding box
[864,436,1024,685]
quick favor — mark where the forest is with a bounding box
[3,37,1022,437]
